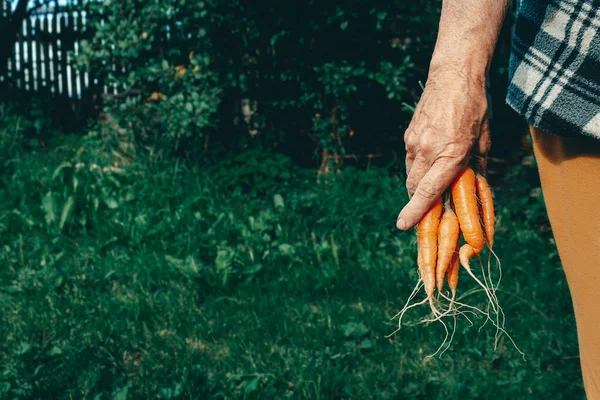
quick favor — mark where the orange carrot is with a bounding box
[435,204,460,292]
[452,167,500,313]
[447,244,460,301]
[417,197,443,303]
[458,245,478,271]
[476,173,495,248]
[452,167,484,272]
[451,167,484,254]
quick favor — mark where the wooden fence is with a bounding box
[0,0,106,99]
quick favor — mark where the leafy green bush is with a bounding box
[78,0,440,160]
[39,159,135,233]
[211,146,295,195]
[78,0,222,149]
[0,104,23,167]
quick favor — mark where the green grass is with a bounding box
[0,134,584,399]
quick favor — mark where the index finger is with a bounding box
[396,158,466,230]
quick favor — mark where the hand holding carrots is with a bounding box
[390,166,523,358]
[397,72,491,231]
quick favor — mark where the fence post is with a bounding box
[40,14,50,90]
[33,16,42,91]
[59,11,69,97]
[27,15,35,91]
[3,0,103,102]
[52,7,60,95]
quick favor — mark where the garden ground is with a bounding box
[0,127,584,399]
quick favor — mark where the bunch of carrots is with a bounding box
[418,166,495,314]
[391,165,523,356]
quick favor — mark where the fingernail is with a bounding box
[396,218,407,230]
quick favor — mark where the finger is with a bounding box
[405,152,416,180]
[403,93,428,175]
[477,118,491,156]
[396,157,465,230]
[472,118,491,174]
[404,123,418,177]
[405,155,432,198]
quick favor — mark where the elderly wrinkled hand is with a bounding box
[396,70,490,231]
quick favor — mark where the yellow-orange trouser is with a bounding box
[531,127,600,399]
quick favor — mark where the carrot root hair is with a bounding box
[391,167,522,358]
[459,244,499,314]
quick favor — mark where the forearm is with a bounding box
[430,0,510,80]
[397,1,506,229]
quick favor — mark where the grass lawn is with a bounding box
[0,135,584,399]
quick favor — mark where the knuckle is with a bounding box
[404,131,417,152]
[418,137,435,155]
[414,180,438,201]
[406,178,418,194]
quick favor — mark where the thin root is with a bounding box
[438,312,458,357]
[425,317,450,359]
[387,279,429,338]
[463,262,500,316]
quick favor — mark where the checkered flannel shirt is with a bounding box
[506,0,600,139]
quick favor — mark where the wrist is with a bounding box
[429,46,490,87]
[428,0,509,85]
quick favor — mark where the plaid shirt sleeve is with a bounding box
[506,0,600,139]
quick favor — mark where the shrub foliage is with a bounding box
[79,0,442,162]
